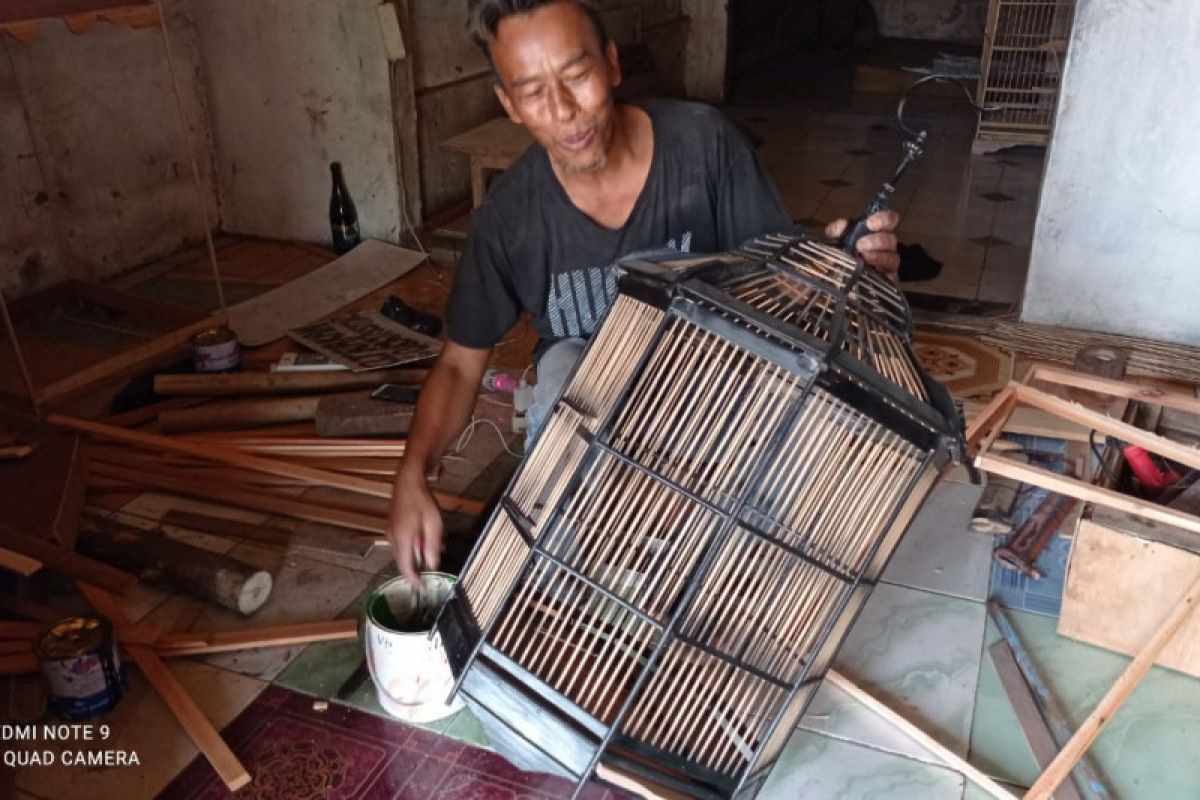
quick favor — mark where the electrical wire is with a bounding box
[452,416,524,458]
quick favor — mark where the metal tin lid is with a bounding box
[193,326,237,348]
[35,615,111,660]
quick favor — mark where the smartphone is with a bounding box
[370,384,420,404]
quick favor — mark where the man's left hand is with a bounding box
[825,210,901,281]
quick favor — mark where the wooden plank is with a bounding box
[0,524,136,592]
[1013,383,1200,472]
[161,510,375,559]
[51,413,395,498]
[1059,514,1200,678]
[0,621,46,639]
[1028,366,1200,417]
[0,590,68,622]
[0,652,39,676]
[157,395,332,434]
[153,367,428,397]
[0,547,43,576]
[77,582,251,792]
[988,641,1082,800]
[34,313,224,405]
[100,397,207,429]
[225,239,426,347]
[0,0,152,24]
[1024,572,1200,800]
[965,386,1017,446]
[89,461,388,534]
[0,290,39,417]
[62,416,480,514]
[976,453,1200,536]
[825,670,1016,799]
[153,619,357,656]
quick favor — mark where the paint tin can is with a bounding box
[364,573,463,723]
[35,615,125,720]
[192,326,240,373]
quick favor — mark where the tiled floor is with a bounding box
[726,49,1044,311]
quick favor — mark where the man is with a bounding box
[388,0,900,583]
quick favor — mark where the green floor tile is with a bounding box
[967,608,1200,798]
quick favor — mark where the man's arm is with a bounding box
[389,341,491,583]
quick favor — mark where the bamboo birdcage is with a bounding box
[435,234,963,799]
[975,0,1076,153]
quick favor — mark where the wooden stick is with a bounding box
[0,621,45,639]
[988,642,1082,800]
[153,619,357,656]
[0,524,136,592]
[89,460,387,534]
[976,453,1200,536]
[158,395,340,434]
[0,289,40,418]
[153,368,428,397]
[0,546,42,576]
[160,510,375,559]
[1027,365,1200,416]
[1013,383,1200,472]
[77,582,251,791]
[0,652,39,676]
[37,314,224,405]
[53,412,395,497]
[966,386,1018,447]
[825,670,1017,799]
[1023,573,1200,800]
[0,590,67,622]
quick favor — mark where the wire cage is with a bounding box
[975,0,1076,152]
[435,233,963,799]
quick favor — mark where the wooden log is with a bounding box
[0,524,136,593]
[89,460,387,534]
[161,510,375,559]
[153,368,428,397]
[100,397,207,429]
[158,394,350,434]
[77,582,251,792]
[78,514,273,615]
[1024,572,1200,799]
[315,392,414,437]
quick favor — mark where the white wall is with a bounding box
[1022,0,1200,346]
[190,0,402,245]
[0,0,217,298]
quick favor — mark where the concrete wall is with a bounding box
[189,0,402,246]
[872,0,988,43]
[0,0,217,298]
[412,0,690,216]
[1022,0,1200,346]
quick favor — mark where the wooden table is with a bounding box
[440,117,533,207]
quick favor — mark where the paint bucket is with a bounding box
[35,615,125,720]
[364,573,463,723]
[192,326,240,373]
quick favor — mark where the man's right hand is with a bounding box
[388,469,444,585]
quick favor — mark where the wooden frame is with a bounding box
[1,0,158,42]
[0,280,223,409]
[968,366,1200,535]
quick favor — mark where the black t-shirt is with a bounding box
[445,99,791,354]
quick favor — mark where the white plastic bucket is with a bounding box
[364,572,464,723]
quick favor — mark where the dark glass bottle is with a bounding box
[329,162,361,254]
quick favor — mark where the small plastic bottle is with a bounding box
[482,369,519,393]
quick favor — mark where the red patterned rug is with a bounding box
[158,686,625,800]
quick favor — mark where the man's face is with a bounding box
[489,2,621,174]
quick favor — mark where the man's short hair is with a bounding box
[466,0,610,66]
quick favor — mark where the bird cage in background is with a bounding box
[435,234,963,799]
[975,0,1076,153]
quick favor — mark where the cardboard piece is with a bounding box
[226,240,426,346]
